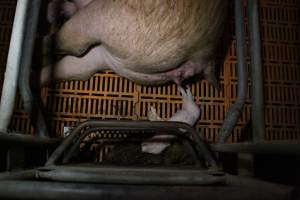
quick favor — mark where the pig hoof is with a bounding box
[148,107,162,121]
[169,85,200,126]
[179,86,193,103]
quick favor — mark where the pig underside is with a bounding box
[43,0,227,154]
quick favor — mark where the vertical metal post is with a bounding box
[18,0,48,137]
[248,0,265,142]
[218,0,248,143]
[0,0,30,132]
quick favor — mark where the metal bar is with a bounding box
[212,142,300,155]
[248,0,265,142]
[218,0,248,143]
[37,166,224,185]
[0,0,30,132]
[18,0,48,137]
[0,169,36,180]
[46,121,217,167]
[0,132,61,147]
[61,127,202,166]
[0,180,294,200]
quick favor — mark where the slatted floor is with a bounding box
[0,0,299,143]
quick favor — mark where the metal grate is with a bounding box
[0,0,299,143]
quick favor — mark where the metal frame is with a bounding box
[0,178,294,200]
[0,0,30,132]
[0,131,61,147]
[212,141,300,156]
[0,0,296,179]
[18,0,48,137]
[0,1,298,199]
[248,0,265,142]
[218,0,248,143]
[45,120,217,167]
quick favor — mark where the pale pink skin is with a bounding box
[44,0,223,153]
[43,0,220,87]
[142,86,200,154]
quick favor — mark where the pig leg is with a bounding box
[148,107,162,121]
[54,0,102,56]
[40,45,109,86]
[169,86,200,125]
[142,86,200,154]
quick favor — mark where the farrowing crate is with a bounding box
[0,0,299,143]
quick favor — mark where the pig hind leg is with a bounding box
[142,86,201,154]
[40,45,109,86]
[54,1,102,56]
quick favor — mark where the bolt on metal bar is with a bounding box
[248,0,265,142]
[218,0,248,143]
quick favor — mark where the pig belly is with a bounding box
[56,0,227,75]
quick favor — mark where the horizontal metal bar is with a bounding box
[0,180,295,200]
[37,166,224,185]
[0,169,36,180]
[0,132,61,147]
[212,142,300,155]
